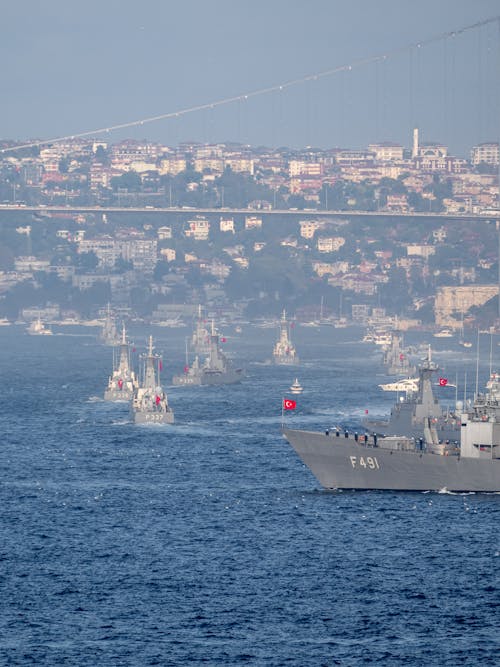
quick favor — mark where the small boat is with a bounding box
[290,378,303,394]
[378,378,419,393]
[434,328,453,338]
[27,316,52,335]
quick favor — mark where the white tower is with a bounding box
[412,127,419,159]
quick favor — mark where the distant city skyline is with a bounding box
[1,1,499,155]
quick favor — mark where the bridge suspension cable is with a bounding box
[1,14,499,155]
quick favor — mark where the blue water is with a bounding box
[1,326,499,666]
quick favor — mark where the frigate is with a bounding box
[273,310,298,365]
[172,321,243,386]
[104,324,138,402]
[282,373,500,492]
[363,347,461,443]
[132,336,174,424]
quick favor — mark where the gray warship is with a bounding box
[104,324,138,402]
[282,372,500,492]
[99,304,120,346]
[364,347,460,443]
[190,304,211,355]
[273,310,298,365]
[382,332,415,376]
[172,322,243,386]
[132,336,174,424]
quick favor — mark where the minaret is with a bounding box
[412,127,419,158]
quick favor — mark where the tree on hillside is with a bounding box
[110,171,142,192]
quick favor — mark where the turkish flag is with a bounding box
[220,337,227,343]
[118,378,123,389]
[439,377,448,386]
[283,398,296,410]
[155,395,161,405]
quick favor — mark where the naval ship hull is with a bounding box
[283,428,500,492]
[173,369,244,386]
[273,355,298,366]
[133,410,174,425]
[104,389,133,402]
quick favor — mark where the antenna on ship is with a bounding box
[489,329,493,380]
[475,328,480,400]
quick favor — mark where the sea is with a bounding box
[1,323,499,666]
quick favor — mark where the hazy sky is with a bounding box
[1,0,499,155]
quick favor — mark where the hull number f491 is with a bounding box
[350,455,380,469]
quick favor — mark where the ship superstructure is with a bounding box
[132,336,174,424]
[104,324,138,402]
[382,332,416,376]
[273,310,298,365]
[99,304,120,346]
[190,304,211,355]
[364,346,460,443]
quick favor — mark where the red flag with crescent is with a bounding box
[283,398,296,410]
[155,395,161,405]
[117,378,123,389]
[439,377,448,386]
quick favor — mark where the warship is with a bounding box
[104,324,138,402]
[273,310,298,365]
[172,321,243,386]
[382,332,416,376]
[282,370,500,492]
[364,347,461,443]
[99,304,120,346]
[132,336,174,424]
[190,305,211,355]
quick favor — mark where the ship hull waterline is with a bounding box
[133,410,174,425]
[282,428,500,493]
[172,369,244,386]
[104,389,134,402]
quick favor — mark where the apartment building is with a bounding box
[471,142,499,166]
